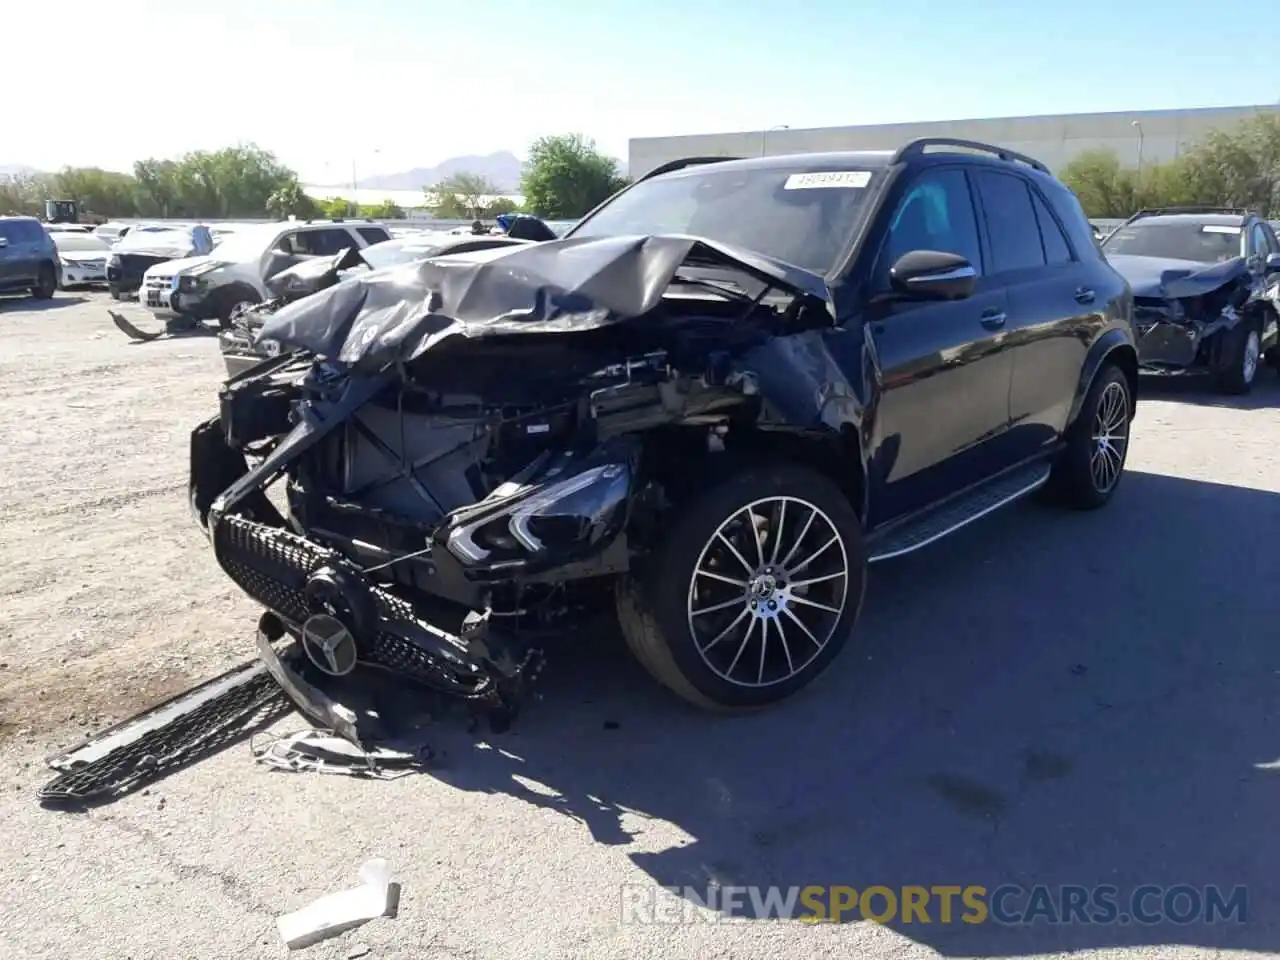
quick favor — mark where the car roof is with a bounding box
[0,215,39,222]
[654,151,896,178]
[1131,213,1247,227]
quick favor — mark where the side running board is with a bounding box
[867,462,1051,563]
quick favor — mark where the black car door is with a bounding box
[864,165,1015,525]
[971,170,1096,461]
[0,221,17,290]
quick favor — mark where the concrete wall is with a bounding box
[628,105,1280,179]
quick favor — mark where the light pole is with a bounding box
[761,125,789,157]
[1131,120,1144,175]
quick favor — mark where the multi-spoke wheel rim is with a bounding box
[1243,331,1260,384]
[686,496,850,689]
[1090,381,1129,493]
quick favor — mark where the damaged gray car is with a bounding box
[1101,208,1280,393]
[189,140,1138,739]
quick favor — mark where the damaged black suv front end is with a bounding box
[1102,210,1280,393]
[189,230,842,738]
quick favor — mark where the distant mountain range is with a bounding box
[351,152,526,193]
[348,150,629,194]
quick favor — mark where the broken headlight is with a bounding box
[445,462,632,567]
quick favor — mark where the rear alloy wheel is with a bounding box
[1214,323,1260,395]
[617,464,866,710]
[1043,363,1131,510]
[31,263,57,299]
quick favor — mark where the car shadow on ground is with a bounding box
[423,469,1279,956]
[1139,372,1280,410]
[0,293,88,313]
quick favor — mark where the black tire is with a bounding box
[1213,321,1261,395]
[109,285,123,301]
[616,463,867,711]
[1265,345,1280,375]
[31,263,57,300]
[215,289,259,331]
[1043,363,1132,510]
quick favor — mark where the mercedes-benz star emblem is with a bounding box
[300,613,358,677]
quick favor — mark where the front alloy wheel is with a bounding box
[688,497,850,689]
[617,464,867,710]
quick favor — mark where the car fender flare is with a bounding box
[1066,329,1138,428]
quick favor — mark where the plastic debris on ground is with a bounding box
[277,857,400,950]
[251,728,433,779]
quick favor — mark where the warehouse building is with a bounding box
[628,104,1280,179]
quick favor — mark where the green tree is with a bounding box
[426,172,500,219]
[0,171,50,216]
[320,196,359,218]
[266,180,319,220]
[48,167,138,218]
[520,134,628,219]
[1179,113,1280,214]
[131,143,300,218]
[364,199,406,220]
[480,196,518,217]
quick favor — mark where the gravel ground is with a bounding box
[0,291,1277,960]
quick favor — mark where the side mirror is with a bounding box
[889,250,977,301]
[1265,252,1280,273]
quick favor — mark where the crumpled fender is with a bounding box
[1067,327,1138,428]
[1161,256,1249,300]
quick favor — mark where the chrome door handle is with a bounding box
[1074,287,1096,304]
[980,311,1006,330]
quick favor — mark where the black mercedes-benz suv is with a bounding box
[188,137,1137,738]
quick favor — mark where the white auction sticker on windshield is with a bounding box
[1201,224,1241,234]
[783,171,872,190]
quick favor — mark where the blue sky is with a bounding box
[12,0,1278,181]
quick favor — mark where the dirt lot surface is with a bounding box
[1,291,1278,960]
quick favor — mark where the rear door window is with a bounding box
[297,228,356,256]
[972,171,1045,273]
[357,226,391,245]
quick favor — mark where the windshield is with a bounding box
[569,164,881,274]
[1102,220,1243,263]
[207,224,280,262]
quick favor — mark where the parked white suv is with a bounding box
[138,219,392,327]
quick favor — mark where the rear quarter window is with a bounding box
[1042,180,1101,258]
[357,227,391,244]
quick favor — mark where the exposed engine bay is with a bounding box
[190,234,841,737]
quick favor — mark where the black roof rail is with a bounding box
[638,156,742,183]
[892,137,1050,174]
[1129,205,1250,218]
[1116,206,1252,229]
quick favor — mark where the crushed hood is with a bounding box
[257,233,834,369]
[1107,253,1248,299]
[113,232,198,260]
